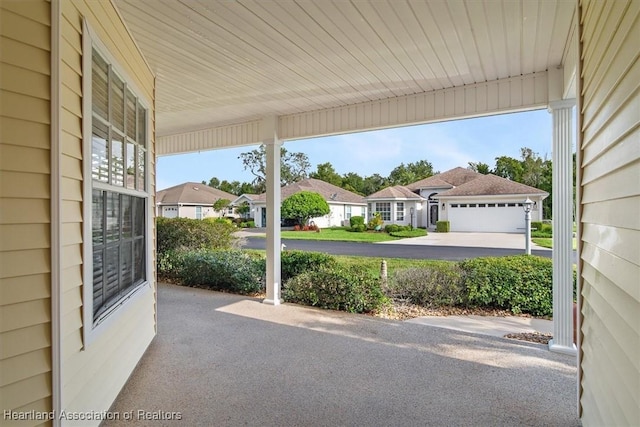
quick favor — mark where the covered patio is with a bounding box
[107,284,579,426]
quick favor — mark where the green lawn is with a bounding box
[334,255,454,276]
[280,227,400,243]
[532,237,577,250]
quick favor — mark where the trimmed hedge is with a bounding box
[175,250,265,294]
[281,250,337,282]
[460,255,553,316]
[283,266,389,313]
[157,217,237,255]
[436,221,450,232]
[388,263,464,307]
[389,229,427,238]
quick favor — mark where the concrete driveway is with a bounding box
[377,231,550,250]
[107,284,578,427]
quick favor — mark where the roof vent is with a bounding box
[193,186,199,191]
[330,193,338,200]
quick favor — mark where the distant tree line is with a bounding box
[203,144,573,219]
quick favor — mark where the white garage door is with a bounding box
[447,203,526,232]
[163,206,178,218]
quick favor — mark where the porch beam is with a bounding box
[262,116,282,306]
[548,99,577,356]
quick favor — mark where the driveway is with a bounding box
[107,284,579,427]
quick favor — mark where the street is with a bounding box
[241,237,553,261]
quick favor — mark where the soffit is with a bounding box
[115,0,576,137]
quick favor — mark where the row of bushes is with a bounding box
[159,248,560,317]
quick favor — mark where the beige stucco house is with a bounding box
[0,1,637,426]
[156,182,237,219]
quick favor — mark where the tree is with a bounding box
[310,162,342,187]
[235,201,251,218]
[213,198,231,215]
[280,191,330,225]
[468,162,491,174]
[494,156,524,181]
[388,160,434,185]
[239,145,311,192]
[341,172,365,195]
[207,177,221,188]
[361,174,388,196]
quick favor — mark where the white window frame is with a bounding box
[82,20,153,347]
[345,205,352,219]
[396,202,405,221]
[195,205,203,220]
[375,202,391,221]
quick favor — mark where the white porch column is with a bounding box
[263,117,282,305]
[548,99,577,355]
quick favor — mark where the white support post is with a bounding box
[548,99,577,355]
[262,117,282,305]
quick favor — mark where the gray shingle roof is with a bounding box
[407,167,481,190]
[366,185,424,200]
[157,182,237,205]
[436,174,548,197]
[254,178,366,204]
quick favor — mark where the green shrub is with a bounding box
[157,217,237,256]
[368,212,384,230]
[281,250,337,282]
[176,250,265,294]
[531,221,543,231]
[350,224,367,232]
[240,220,255,228]
[157,248,191,280]
[385,224,401,233]
[283,266,389,313]
[436,221,450,232]
[460,255,553,316]
[390,229,427,238]
[387,264,465,306]
[531,230,552,238]
[350,216,365,228]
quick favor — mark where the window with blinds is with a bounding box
[396,202,405,221]
[90,48,148,322]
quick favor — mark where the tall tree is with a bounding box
[388,160,434,185]
[467,162,491,174]
[310,162,342,187]
[341,172,365,195]
[361,173,388,196]
[239,145,310,192]
[207,177,221,188]
[493,156,524,181]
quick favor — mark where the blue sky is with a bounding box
[157,109,553,190]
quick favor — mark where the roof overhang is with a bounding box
[113,0,578,155]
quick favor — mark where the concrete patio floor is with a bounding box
[107,284,579,426]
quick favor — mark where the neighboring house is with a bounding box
[368,167,547,233]
[230,193,260,220]
[252,178,367,228]
[366,186,425,228]
[156,182,237,219]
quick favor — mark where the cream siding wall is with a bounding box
[0,1,54,423]
[58,0,156,421]
[578,1,640,425]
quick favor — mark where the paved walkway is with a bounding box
[107,284,578,427]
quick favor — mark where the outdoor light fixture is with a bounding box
[442,203,446,210]
[410,207,415,228]
[522,198,534,255]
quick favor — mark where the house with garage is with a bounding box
[434,173,547,232]
[252,178,367,228]
[370,167,547,232]
[156,182,237,219]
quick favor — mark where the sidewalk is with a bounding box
[407,314,553,338]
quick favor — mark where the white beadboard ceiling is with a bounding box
[114,0,576,138]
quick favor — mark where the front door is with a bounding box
[430,204,438,225]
